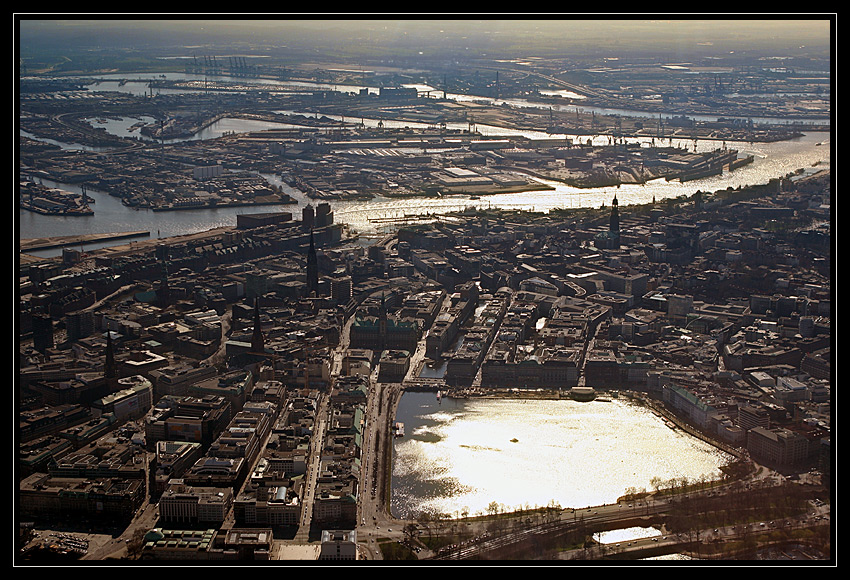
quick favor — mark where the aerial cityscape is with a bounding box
[16,17,832,564]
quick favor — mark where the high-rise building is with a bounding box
[104,330,118,382]
[302,204,314,231]
[65,310,94,341]
[315,202,333,228]
[331,276,352,304]
[306,229,318,295]
[31,312,53,353]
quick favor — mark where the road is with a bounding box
[430,491,830,561]
[57,289,831,562]
[292,393,330,543]
[353,301,455,559]
[200,304,233,367]
[80,450,159,561]
[355,377,406,560]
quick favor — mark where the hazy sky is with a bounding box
[17,17,832,59]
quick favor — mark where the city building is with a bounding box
[19,472,145,520]
[158,480,233,525]
[152,441,204,496]
[306,229,319,296]
[319,530,357,560]
[90,375,153,421]
[747,426,810,469]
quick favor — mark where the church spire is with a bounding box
[156,244,170,307]
[610,194,620,233]
[609,194,621,249]
[251,296,265,354]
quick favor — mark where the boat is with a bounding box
[569,386,597,402]
[393,422,405,437]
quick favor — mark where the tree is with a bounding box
[650,476,663,494]
[403,523,417,545]
[417,512,434,545]
[546,499,561,522]
[125,528,148,560]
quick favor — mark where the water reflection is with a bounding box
[20,93,830,248]
[599,527,660,544]
[391,392,731,520]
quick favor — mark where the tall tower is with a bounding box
[31,312,54,353]
[609,194,621,249]
[306,229,318,295]
[251,296,265,354]
[156,244,171,308]
[378,292,388,352]
[302,204,315,232]
[104,330,117,382]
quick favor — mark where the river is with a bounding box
[18,73,816,531]
[390,392,732,520]
[19,73,830,257]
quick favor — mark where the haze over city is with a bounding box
[19,18,831,57]
[17,16,832,565]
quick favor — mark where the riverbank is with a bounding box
[389,389,735,523]
[148,195,297,212]
[435,386,742,461]
[380,182,556,200]
[20,230,150,252]
[622,392,745,461]
[19,118,830,248]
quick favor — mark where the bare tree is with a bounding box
[125,528,148,560]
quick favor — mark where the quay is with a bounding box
[19,231,151,252]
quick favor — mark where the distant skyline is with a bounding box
[18,17,832,59]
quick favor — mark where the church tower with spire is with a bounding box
[251,296,265,354]
[156,244,171,308]
[609,194,621,249]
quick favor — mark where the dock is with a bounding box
[393,422,405,437]
[19,231,150,252]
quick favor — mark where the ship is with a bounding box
[728,154,755,170]
[393,422,405,437]
[569,386,597,402]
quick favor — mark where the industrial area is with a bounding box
[17,18,832,564]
